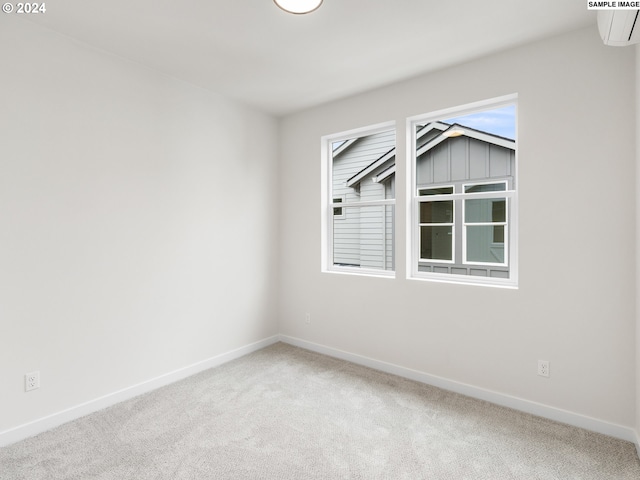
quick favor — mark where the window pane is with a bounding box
[467,226,505,263]
[492,200,505,223]
[332,140,346,151]
[333,205,394,271]
[411,101,516,283]
[419,186,453,196]
[444,105,516,139]
[326,124,396,275]
[420,226,452,260]
[332,197,343,216]
[465,183,506,193]
[420,201,453,223]
[332,129,395,205]
[465,199,505,223]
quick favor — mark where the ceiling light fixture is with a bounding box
[273,0,323,14]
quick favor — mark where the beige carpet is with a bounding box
[2,342,640,479]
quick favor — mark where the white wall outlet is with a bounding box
[305,313,311,324]
[537,360,550,378]
[25,371,40,392]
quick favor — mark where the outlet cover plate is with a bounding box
[25,371,40,392]
[537,360,550,378]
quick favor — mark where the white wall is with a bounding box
[278,26,636,431]
[0,17,279,434]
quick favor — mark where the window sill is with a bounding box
[408,272,518,289]
[323,266,396,279]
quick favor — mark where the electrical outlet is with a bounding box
[537,360,550,378]
[305,313,311,324]
[25,371,40,392]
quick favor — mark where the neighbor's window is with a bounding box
[332,196,345,218]
[322,122,396,276]
[409,96,517,287]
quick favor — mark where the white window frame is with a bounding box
[406,94,518,288]
[332,195,346,219]
[461,181,509,267]
[321,121,396,278]
[417,185,455,264]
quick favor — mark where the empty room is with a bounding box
[1,1,640,478]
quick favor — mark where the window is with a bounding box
[463,182,508,265]
[408,96,517,287]
[332,196,345,218]
[419,187,454,262]
[322,122,396,276]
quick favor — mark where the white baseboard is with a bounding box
[3,333,638,457]
[0,335,280,447]
[279,335,638,445]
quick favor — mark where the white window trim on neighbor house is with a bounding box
[417,186,456,264]
[332,195,346,219]
[461,180,509,267]
[321,121,397,278]
[406,94,518,288]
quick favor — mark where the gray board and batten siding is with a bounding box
[416,123,515,278]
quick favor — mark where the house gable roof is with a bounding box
[416,121,450,140]
[346,148,395,188]
[342,122,515,188]
[373,164,395,183]
[416,123,515,157]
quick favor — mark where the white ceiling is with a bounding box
[23,1,595,116]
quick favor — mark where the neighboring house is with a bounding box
[332,122,515,277]
[332,129,395,270]
[415,122,515,278]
